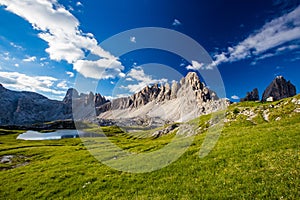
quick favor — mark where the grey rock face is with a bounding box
[241,88,259,102]
[94,93,108,107]
[262,76,296,101]
[0,85,110,125]
[99,72,226,124]
[0,86,72,125]
[63,88,79,104]
[170,81,179,99]
[100,72,218,113]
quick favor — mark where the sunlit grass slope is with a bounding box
[0,95,299,199]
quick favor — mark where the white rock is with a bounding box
[266,97,274,102]
[294,108,300,113]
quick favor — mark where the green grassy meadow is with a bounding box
[0,97,299,199]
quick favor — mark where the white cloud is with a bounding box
[252,44,300,65]
[23,56,37,62]
[73,59,124,80]
[1,52,10,61]
[0,71,65,95]
[121,67,168,93]
[0,0,124,80]
[104,96,113,100]
[40,57,47,61]
[57,80,68,89]
[66,71,74,78]
[10,42,23,50]
[186,60,204,71]
[276,44,300,52]
[130,36,136,43]
[76,2,83,7]
[14,63,19,67]
[212,5,300,66]
[231,95,240,100]
[119,72,126,78]
[116,94,130,98]
[172,19,182,26]
[125,77,133,81]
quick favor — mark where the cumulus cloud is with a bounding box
[0,71,65,95]
[130,36,136,43]
[57,80,68,89]
[212,5,300,66]
[172,19,182,26]
[125,77,133,81]
[121,67,168,93]
[66,71,74,78]
[231,95,240,100]
[0,0,124,80]
[76,2,83,7]
[186,60,204,71]
[73,59,124,80]
[23,56,37,62]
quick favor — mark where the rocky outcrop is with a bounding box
[262,76,296,101]
[94,93,108,107]
[0,85,110,126]
[63,88,79,104]
[0,86,72,125]
[241,88,259,102]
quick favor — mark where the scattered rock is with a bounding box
[263,109,270,121]
[0,155,30,170]
[152,124,179,138]
[0,155,13,163]
[294,108,300,113]
[82,181,91,188]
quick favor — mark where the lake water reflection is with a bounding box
[17,130,81,140]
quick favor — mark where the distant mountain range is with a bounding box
[0,73,296,126]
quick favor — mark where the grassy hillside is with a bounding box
[0,96,299,199]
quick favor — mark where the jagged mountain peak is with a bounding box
[262,76,296,101]
[98,72,227,124]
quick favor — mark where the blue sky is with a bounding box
[0,0,299,101]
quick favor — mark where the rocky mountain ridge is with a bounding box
[99,72,218,111]
[0,84,72,125]
[0,73,297,126]
[97,72,227,125]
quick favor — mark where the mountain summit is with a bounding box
[97,72,228,124]
[262,76,296,102]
